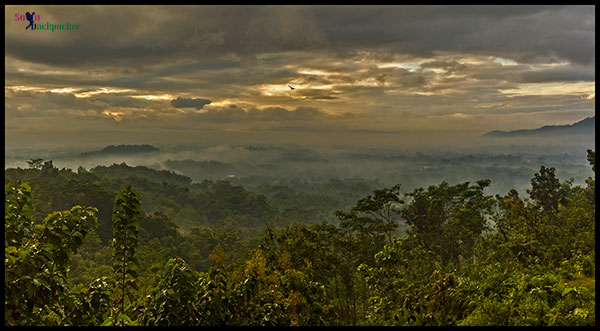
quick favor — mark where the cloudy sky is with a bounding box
[5,5,595,151]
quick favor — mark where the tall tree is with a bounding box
[403,180,495,266]
[527,166,565,218]
[111,185,142,325]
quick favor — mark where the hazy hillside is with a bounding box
[79,144,160,158]
[484,117,595,138]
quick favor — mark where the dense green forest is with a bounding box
[5,151,595,325]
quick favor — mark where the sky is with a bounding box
[4,5,595,151]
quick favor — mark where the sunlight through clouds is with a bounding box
[4,5,595,149]
[500,82,595,97]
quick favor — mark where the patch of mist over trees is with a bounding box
[6,141,594,200]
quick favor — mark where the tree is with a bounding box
[527,166,565,218]
[26,158,44,170]
[5,180,35,247]
[337,184,403,244]
[586,149,595,173]
[140,257,200,326]
[140,211,179,241]
[584,149,595,205]
[331,185,404,324]
[110,185,142,325]
[5,180,98,325]
[402,180,495,266]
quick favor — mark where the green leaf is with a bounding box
[101,316,114,326]
[561,287,574,296]
[118,313,133,324]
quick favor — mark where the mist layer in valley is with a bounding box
[5,131,594,198]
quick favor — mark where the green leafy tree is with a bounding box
[5,180,98,325]
[336,184,403,244]
[5,180,35,247]
[195,254,232,325]
[140,211,180,241]
[527,166,565,217]
[63,276,114,326]
[110,185,142,325]
[403,180,495,266]
[140,257,200,325]
[257,224,341,324]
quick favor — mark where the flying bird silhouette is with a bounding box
[288,85,295,90]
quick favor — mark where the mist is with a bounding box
[5,130,594,198]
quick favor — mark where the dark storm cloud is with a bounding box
[5,5,594,70]
[5,6,326,69]
[5,5,594,104]
[171,97,212,109]
[309,5,594,65]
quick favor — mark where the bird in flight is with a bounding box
[288,85,295,90]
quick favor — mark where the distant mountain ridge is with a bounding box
[79,144,160,158]
[484,116,595,138]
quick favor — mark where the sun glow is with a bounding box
[50,87,79,93]
[131,94,173,100]
[377,62,421,71]
[297,68,331,76]
[74,87,135,98]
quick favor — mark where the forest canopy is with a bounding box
[4,150,595,326]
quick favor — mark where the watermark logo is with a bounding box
[14,11,81,32]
